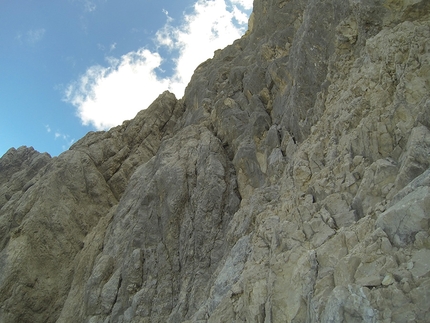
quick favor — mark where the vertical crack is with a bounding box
[306,249,319,323]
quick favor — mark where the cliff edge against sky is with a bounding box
[1,0,430,322]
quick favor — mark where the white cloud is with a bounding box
[65,0,253,131]
[230,0,253,10]
[65,49,170,130]
[231,5,250,24]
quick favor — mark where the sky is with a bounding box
[0,0,253,158]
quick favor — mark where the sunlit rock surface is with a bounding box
[1,0,430,322]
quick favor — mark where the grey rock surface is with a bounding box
[1,0,430,322]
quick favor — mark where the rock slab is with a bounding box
[1,0,430,322]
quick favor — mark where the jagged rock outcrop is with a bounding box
[1,0,429,322]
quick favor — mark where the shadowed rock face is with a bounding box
[1,0,430,322]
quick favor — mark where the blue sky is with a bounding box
[0,0,252,157]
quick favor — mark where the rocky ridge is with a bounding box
[1,0,430,322]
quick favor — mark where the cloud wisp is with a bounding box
[16,28,46,45]
[64,0,253,131]
[46,125,76,150]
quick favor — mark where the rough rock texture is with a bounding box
[1,0,430,322]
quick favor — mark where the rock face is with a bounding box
[1,0,430,322]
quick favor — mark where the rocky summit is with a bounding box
[1,0,430,322]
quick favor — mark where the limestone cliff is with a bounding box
[1,0,430,322]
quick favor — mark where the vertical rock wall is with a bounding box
[0,0,429,322]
